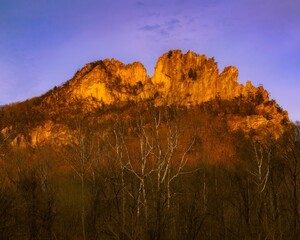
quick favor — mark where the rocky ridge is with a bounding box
[42,50,267,107]
[0,50,289,147]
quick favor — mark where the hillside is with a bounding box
[0,50,289,148]
[0,50,299,240]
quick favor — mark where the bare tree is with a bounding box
[64,116,96,240]
[248,143,271,193]
[108,104,197,239]
[114,112,154,227]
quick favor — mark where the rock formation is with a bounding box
[41,50,269,107]
[151,50,267,105]
[0,50,290,147]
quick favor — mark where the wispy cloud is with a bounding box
[159,29,168,36]
[165,18,181,30]
[139,24,161,31]
[139,18,181,34]
[136,1,145,7]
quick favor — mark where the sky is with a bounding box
[0,0,299,121]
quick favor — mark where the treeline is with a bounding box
[0,104,299,240]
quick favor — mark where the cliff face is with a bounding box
[41,50,268,108]
[152,50,267,105]
[41,59,150,110]
[0,50,289,147]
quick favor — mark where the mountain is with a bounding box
[0,50,289,148]
[0,50,299,240]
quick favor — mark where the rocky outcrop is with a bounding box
[42,50,269,108]
[152,50,268,105]
[0,50,290,147]
[41,59,151,110]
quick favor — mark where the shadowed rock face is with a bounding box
[0,50,290,147]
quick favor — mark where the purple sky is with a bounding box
[1,0,299,121]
